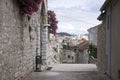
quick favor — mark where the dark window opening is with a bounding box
[74,48,77,52]
[68,55,70,58]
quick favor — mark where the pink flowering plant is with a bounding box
[18,0,43,15]
[48,10,58,34]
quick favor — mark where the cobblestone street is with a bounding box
[24,64,110,80]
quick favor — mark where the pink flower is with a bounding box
[18,0,43,15]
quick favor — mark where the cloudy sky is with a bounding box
[48,0,105,34]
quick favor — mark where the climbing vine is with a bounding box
[18,0,43,15]
[48,10,58,35]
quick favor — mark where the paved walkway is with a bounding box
[24,64,110,80]
[51,64,98,71]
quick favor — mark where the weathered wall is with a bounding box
[111,0,120,80]
[99,0,120,80]
[0,0,42,80]
[88,26,98,46]
[63,50,76,63]
[78,50,89,63]
[39,0,49,70]
[97,24,107,73]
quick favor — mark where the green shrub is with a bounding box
[88,43,97,58]
[63,45,67,49]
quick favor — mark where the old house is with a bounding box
[66,38,89,64]
[98,0,120,80]
[62,50,76,63]
[0,0,48,80]
[75,39,89,63]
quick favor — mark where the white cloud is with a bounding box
[48,0,105,34]
[49,0,81,9]
[57,23,75,33]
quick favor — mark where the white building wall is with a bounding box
[88,26,98,46]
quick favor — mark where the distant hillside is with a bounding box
[83,34,89,36]
[56,32,73,36]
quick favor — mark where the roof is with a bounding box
[97,12,106,20]
[100,0,110,11]
[68,38,88,52]
[72,38,89,52]
[87,24,100,34]
[77,41,89,51]
[97,0,110,21]
[98,0,119,20]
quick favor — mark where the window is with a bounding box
[74,48,77,52]
[68,55,70,58]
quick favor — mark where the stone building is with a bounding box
[0,0,48,80]
[62,50,76,63]
[97,24,107,74]
[98,0,120,80]
[77,40,89,63]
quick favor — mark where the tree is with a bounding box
[88,43,97,58]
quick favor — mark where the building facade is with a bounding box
[62,50,76,63]
[88,26,98,46]
[98,0,120,80]
[97,24,107,74]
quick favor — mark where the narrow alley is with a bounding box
[24,64,110,80]
[1,0,120,80]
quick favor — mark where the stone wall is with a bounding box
[0,0,42,80]
[41,28,48,70]
[97,24,106,73]
[63,50,76,63]
[78,50,89,64]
